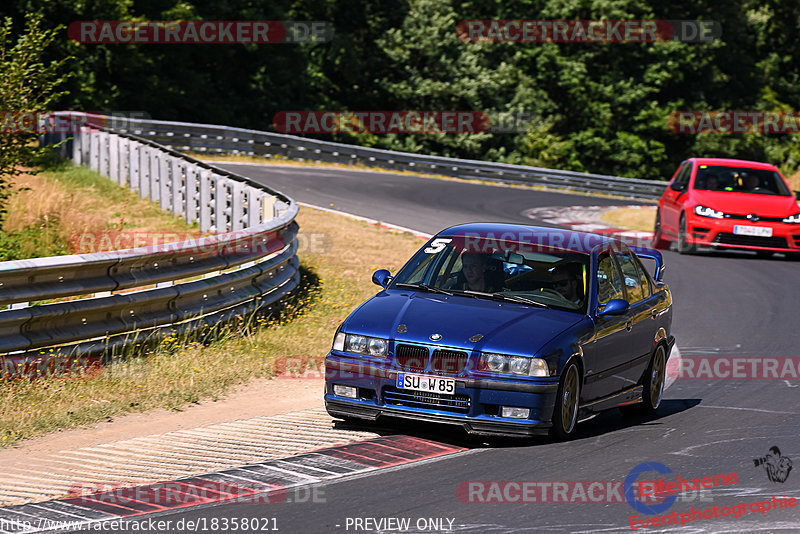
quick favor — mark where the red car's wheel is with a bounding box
[677,213,696,254]
[651,210,670,249]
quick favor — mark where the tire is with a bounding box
[677,214,696,254]
[651,210,670,249]
[641,344,667,414]
[621,344,666,416]
[550,361,580,440]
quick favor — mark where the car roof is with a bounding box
[688,157,780,171]
[436,222,623,254]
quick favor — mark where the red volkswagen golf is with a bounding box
[654,158,800,256]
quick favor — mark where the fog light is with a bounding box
[501,406,530,419]
[333,384,357,398]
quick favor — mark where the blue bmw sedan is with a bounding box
[324,223,674,440]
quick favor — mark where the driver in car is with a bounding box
[551,263,582,304]
[742,173,760,191]
[445,252,503,292]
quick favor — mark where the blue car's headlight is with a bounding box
[332,332,388,357]
[478,353,549,377]
[694,205,724,219]
[783,213,800,224]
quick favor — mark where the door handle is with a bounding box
[625,320,632,332]
[650,309,658,320]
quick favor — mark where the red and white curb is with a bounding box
[0,435,465,533]
[523,205,655,244]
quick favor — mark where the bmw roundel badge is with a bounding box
[429,333,442,341]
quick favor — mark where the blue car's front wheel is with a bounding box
[550,362,580,440]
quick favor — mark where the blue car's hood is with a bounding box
[343,290,584,356]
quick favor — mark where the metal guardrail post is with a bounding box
[231,181,244,231]
[262,195,276,222]
[80,128,90,165]
[139,144,151,200]
[159,152,170,211]
[129,140,140,193]
[98,131,109,177]
[247,187,261,227]
[185,164,199,224]
[171,159,183,217]
[149,149,160,201]
[90,133,100,173]
[109,134,120,184]
[215,176,230,233]
[199,170,212,231]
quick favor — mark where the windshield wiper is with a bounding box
[462,290,549,308]
[395,282,453,296]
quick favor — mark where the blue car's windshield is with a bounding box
[391,235,591,313]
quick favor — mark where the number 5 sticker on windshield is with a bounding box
[424,238,452,254]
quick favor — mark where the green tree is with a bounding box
[0,13,71,229]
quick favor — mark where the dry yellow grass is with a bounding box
[2,164,200,259]
[600,206,657,233]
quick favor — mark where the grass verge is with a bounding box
[0,158,200,261]
[600,206,657,233]
[0,206,423,447]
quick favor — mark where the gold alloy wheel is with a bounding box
[561,364,579,433]
[650,345,666,409]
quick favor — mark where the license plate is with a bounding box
[734,225,773,237]
[396,373,455,394]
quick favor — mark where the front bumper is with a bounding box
[685,215,800,252]
[324,355,559,437]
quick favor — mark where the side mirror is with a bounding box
[670,182,686,192]
[794,191,800,201]
[599,298,630,316]
[372,269,392,288]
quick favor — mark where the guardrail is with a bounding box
[0,113,301,378]
[95,115,668,200]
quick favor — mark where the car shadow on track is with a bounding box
[331,398,702,449]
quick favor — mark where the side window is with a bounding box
[673,163,692,187]
[633,254,651,299]
[597,252,624,306]
[615,252,645,303]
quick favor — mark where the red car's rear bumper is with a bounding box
[684,214,800,252]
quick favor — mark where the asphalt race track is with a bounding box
[70,163,800,533]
